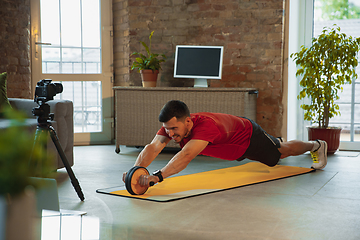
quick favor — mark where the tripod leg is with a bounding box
[48,126,85,201]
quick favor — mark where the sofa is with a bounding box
[0,98,74,169]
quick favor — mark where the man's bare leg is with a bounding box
[278,140,328,169]
[278,140,316,159]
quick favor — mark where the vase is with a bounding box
[140,69,159,87]
[307,126,342,154]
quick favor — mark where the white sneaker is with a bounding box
[310,140,328,170]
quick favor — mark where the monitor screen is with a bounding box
[173,45,224,80]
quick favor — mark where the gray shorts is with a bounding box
[238,118,281,167]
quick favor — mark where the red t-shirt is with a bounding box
[157,112,253,160]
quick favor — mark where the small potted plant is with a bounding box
[130,31,167,87]
[290,25,360,153]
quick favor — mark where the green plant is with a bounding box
[290,25,360,128]
[130,31,166,72]
[0,107,54,196]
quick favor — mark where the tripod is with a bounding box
[31,101,85,201]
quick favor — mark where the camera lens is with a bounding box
[53,83,63,94]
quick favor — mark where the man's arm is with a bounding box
[161,139,209,178]
[134,134,170,167]
[138,139,209,186]
[122,134,170,182]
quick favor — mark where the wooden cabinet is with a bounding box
[113,87,258,153]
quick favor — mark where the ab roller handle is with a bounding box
[125,166,154,195]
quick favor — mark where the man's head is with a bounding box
[159,100,192,143]
[159,100,190,122]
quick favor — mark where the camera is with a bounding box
[34,79,63,104]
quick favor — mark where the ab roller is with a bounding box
[125,166,155,195]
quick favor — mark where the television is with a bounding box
[173,45,224,87]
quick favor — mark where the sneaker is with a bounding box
[310,140,328,170]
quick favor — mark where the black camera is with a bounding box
[34,79,63,104]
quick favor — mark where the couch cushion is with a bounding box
[0,72,11,117]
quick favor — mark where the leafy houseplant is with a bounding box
[130,31,166,87]
[0,107,54,239]
[290,25,360,153]
[0,107,54,196]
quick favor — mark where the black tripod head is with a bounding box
[32,102,54,125]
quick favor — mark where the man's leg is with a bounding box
[279,139,328,169]
[278,140,314,158]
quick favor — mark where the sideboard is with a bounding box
[113,86,258,153]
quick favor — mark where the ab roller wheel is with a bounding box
[125,166,154,195]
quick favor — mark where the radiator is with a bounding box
[113,87,258,152]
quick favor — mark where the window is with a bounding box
[40,0,101,74]
[314,0,360,146]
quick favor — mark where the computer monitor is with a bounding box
[173,45,224,87]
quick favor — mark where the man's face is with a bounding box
[163,116,191,143]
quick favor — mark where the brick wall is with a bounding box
[0,0,285,136]
[0,0,32,99]
[113,0,285,136]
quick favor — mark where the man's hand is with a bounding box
[138,175,159,187]
[122,172,127,183]
[122,171,159,187]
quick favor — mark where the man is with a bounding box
[123,100,327,187]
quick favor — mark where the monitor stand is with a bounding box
[194,78,208,88]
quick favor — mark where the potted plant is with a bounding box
[0,107,54,240]
[290,25,360,153]
[130,31,167,87]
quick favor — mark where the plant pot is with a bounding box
[307,126,341,154]
[140,69,159,87]
[5,188,37,240]
[1,178,59,240]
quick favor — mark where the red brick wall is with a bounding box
[113,0,284,136]
[0,0,32,99]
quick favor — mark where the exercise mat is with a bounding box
[96,162,315,202]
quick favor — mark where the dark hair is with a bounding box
[159,100,190,122]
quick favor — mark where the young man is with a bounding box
[122,100,327,187]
